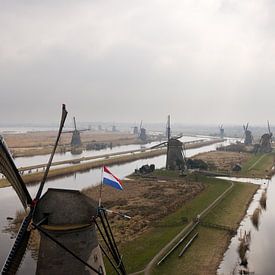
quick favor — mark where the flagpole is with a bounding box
[99,166,103,208]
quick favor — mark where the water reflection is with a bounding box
[217,177,275,275]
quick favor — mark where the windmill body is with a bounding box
[243,124,253,145]
[219,125,224,139]
[34,189,105,275]
[68,117,90,154]
[258,121,273,153]
[139,128,147,142]
[71,130,81,147]
[71,117,82,147]
[166,138,185,170]
[133,126,139,135]
[259,133,272,153]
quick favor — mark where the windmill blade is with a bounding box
[73,116,77,131]
[1,104,68,274]
[2,213,32,274]
[246,123,249,131]
[0,136,32,209]
[35,104,68,200]
[150,141,168,149]
[268,120,271,135]
[173,134,183,140]
[140,120,143,131]
[243,125,246,131]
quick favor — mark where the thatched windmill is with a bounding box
[139,120,147,142]
[258,121,273,153]
[243,123,253,145]
[63,117,90,154]
[151,115,185,170]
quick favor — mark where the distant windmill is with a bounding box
[63,117,90,154]
[243,123,253,145]
[258,121,273,153]
[112,124,117,132]
[139,120,147,142]
[219,124,224,139]
[131,126,139,135]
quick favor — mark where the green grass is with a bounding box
[105,176,230,274]
[240,152,275,178]
[153,181,258,275]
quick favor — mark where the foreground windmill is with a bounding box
[0,105,126,275]
[258,121,273,153]
[243,123,253,145]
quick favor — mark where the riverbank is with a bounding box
[0,139,223,188]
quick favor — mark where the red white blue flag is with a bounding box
[102,166,123,190]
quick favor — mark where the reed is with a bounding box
[238,231,250,267]
[251,207,261,229]
[259,191,267,210]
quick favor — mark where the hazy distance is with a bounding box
[1,0,275,125]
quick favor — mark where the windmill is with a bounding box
[139,120,147,142]
[258,121,273,153]
[63,117,90,154]
[112,125,117,132]
[70,117,90,147]
[151,115,185,170]
[0,105,126,275]
[219,124,224,139]
[130,126,139,135]
[243,123,253,145]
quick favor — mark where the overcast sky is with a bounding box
[1,0,275,125]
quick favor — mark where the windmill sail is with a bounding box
[0,136,32,209]
[1,104,68,274]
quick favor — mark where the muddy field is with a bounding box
[193,150,251,172]
[2,131,139,157]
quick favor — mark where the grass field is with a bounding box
[240,152,275,178]
[105,176,231,274]
[152,181,258,275]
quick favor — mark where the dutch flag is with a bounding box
[102,166,123,190]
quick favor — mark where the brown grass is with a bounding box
[193,150,251,172]
[83,175,205,245]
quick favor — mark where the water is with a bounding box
[13,136,206,168]
[0,137,227,274]
[217,176,275,275]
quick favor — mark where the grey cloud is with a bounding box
[1,0,275,125]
